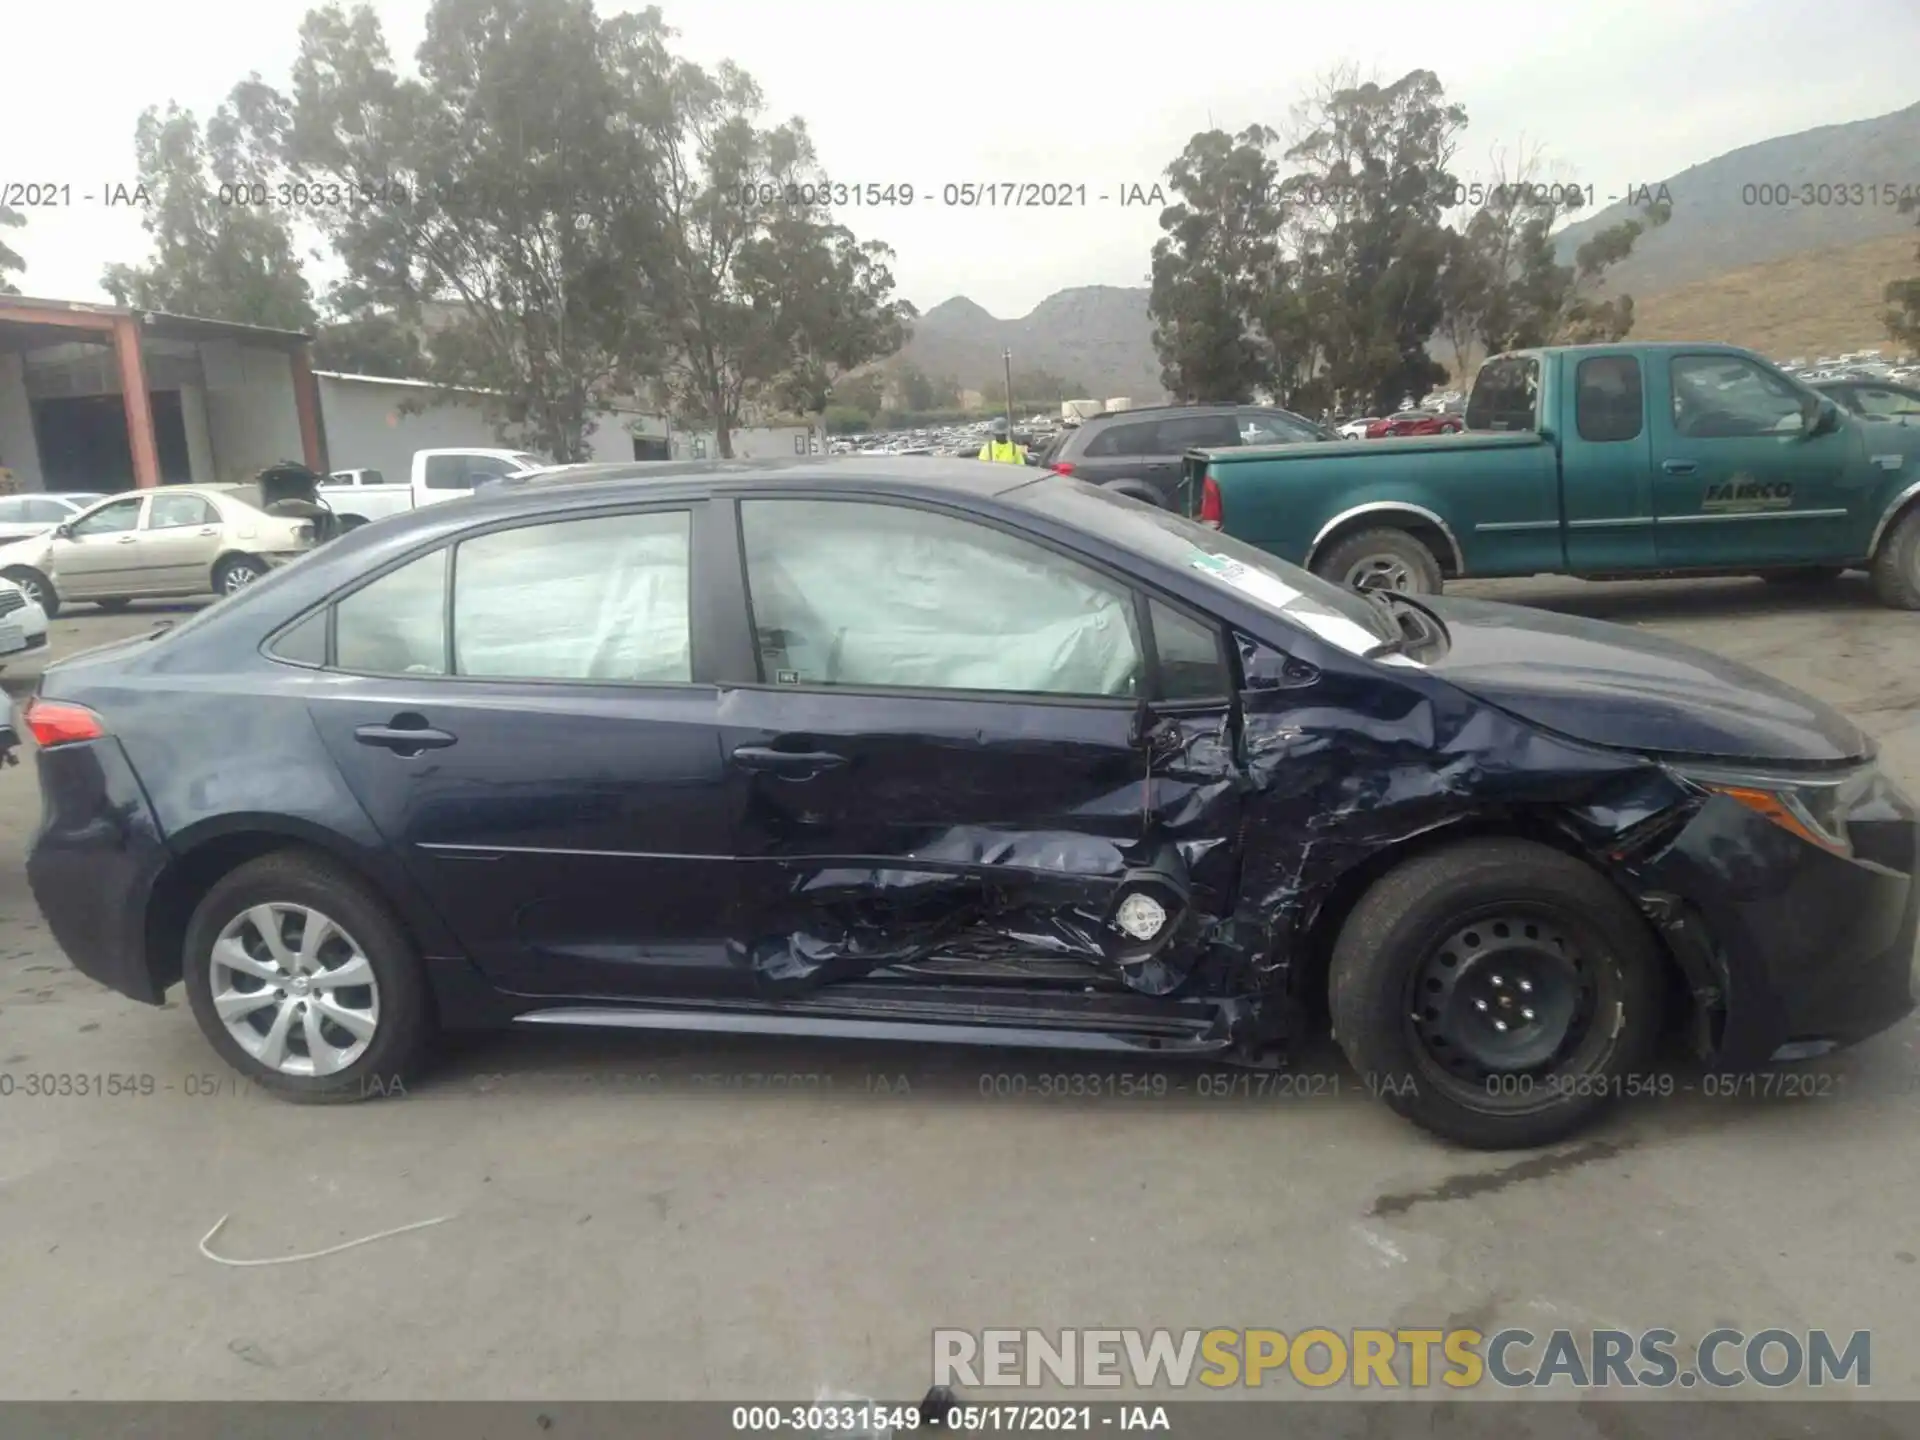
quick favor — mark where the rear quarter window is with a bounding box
[1467,357,1541,432]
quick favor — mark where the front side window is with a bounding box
[453,511,692,683]
[1150,599,1229,701]
[69,497,143,536]
[335,548,449,675]
[1156,414,1240,451]
[740,498,1142,698]
[1670,355,1806,438]
[1240,412,1320,444]
[1575,356,1644,442]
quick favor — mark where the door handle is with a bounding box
[354,719,457,754]
[199,527,217,535]
[117,534,137,543]
[731,744,847,778]
[1661,459,1698,475]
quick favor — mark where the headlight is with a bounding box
[1672,761,1879,858]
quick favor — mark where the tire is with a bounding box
[1328,837,1662,1150]
[214,554,265,596]
[95,597,132,612]
[182,850,435,1102]
[1312,528,1444,595]
[1760,567,1842,585]
[5,566,58,619]
[1869,506,1920,610]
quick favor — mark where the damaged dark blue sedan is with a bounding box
[20,460,1920,1148]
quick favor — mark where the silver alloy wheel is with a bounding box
[14,574,44,608]
[222,563,261,594]
[209,903,380,1076]
[1345,554,1417,592]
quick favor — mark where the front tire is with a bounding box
[182,851,434,1102]
[1312,528,1444,595]
[5,566,58,618]
[214,555,265,595]
[1329,837,1662,1149]
[1870,507,1920,609]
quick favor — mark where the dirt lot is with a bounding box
[0,578,1917,1405]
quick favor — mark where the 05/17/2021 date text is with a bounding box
[736,181,1169,209]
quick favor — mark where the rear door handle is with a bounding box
[117,534,137,543]
[355,721,457,753]
[731,745,847,778]
[1661,459,1698,475]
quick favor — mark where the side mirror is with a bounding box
[52,522,72,540]
[1804,396,1842,438]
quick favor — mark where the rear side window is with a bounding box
[1575,356,1644,442]
[452,511,692,683]
[335,549,449,675]
[1082,421,1159,458]
[1466,357,1541,432]
[268,610,328,667]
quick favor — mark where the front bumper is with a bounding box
[24,734,173,1004]
[1629,786,1919,1068]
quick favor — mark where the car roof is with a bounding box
[477,456,1045,508]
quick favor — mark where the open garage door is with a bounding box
[32,391,191,492]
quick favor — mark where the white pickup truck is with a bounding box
[320,447,549,529]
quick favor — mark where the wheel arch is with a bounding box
[1283,813,1689,1030]
[141,816,444,1005]
[1305,503,1464,578]
[1867,479,1920,560]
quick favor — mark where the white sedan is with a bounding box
[0,492,109,544]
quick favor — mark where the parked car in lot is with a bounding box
[1183,342,1920,607]
[0,483,322,617]
[0,492,108,543]
[1336,417,1381,439]
[1045,404,1333,508]
[0,574,50,657]
[320,448,549,529]
[20,459,1919,1148]
[1814,378,1920,424]
[1365,409,1464,438]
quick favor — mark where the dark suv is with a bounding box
[1045,404,1331,506]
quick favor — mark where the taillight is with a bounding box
[1198,472,1224,528]
[1051,462,1076,476]
[23,698,106,747]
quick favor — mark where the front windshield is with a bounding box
[1020,477,1395,654]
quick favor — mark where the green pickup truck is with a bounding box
[1181,342,1920,608]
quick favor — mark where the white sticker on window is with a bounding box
[1191,552,1301,609]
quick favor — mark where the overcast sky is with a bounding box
[6,0,1918,318]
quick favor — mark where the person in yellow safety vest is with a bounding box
[977,417,1028,464]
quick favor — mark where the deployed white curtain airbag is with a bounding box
[742,499,1141,696]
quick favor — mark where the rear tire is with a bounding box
[214,555,265,596]
[1329,837,1662,1149]
[182,851,435,1102]
[5,566,58,619]
[1312,528,1444,595]
[1870,507,1920,610]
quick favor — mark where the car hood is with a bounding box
[0,533,52,569]
[1418,594,1869,764]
